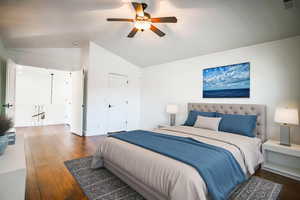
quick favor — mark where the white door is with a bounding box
[5,60,16,121]
[70,70,84,136]
[107,74,128,133]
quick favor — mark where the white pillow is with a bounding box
[193,116,221,131]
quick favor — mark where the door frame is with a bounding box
[5,60,16,121]
[0,59,6,116]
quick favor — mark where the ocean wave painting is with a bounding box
[203,62,250,98]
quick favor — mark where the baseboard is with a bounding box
[84,129,107,136]
[15,123,68,128]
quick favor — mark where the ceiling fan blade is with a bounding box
[107,18,134,22]
[150,25,165,37]
[128,28,139,38]
[151,17,178,23]
[132,2,144,17]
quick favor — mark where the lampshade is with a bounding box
[166,104,178,114]
[274,107,299,125]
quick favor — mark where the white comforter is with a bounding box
[92,126,263,200]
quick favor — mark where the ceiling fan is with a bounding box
[107,2,177,38]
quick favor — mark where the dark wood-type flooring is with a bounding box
[18,125,300,200]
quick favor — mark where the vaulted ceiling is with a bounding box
[1,0,300,68]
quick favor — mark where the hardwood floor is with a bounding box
[255,169,300,199]
[19,125,106,200]
[19,125,300,200]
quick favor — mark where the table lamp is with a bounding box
[166,104,178,126]
[274,107,299,146]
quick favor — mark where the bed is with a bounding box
[92,103,266,200]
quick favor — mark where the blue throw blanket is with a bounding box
[110,130,246,200]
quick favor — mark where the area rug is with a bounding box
[65,157,282,200]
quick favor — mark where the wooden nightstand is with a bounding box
[262,140,300,181]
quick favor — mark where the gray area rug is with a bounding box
[65,157,282,200]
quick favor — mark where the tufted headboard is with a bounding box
[188,103,267,142]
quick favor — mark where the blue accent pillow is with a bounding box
[216,113,257,137]
[184,110,217,126]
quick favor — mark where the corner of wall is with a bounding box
[83,40,142,136]
[0,38,8,60]
[88,41,142,72]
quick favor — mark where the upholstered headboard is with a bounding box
[188,103,267,142]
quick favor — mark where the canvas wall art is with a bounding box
[203,62,250,98]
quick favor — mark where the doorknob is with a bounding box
[2,103,13,108]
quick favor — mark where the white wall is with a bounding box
[85,42,141,136]
[7,48,81,71]
[141,36,300,144]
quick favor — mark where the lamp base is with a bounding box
[280,125,291,146]
[170,114,176,126]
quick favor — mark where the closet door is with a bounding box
[107,74,128,133]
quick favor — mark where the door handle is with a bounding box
[108,104,112,108]
[2,103,13,108]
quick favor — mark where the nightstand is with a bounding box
[262,140,300,181]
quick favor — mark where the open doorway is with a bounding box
[14,65,84,135]
[15,66,71,127]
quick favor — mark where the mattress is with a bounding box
[92,126,263,200]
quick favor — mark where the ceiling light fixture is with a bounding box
[134,19,151,30]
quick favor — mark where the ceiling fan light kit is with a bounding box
[134,19,151,31]
[107,2,177,38]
